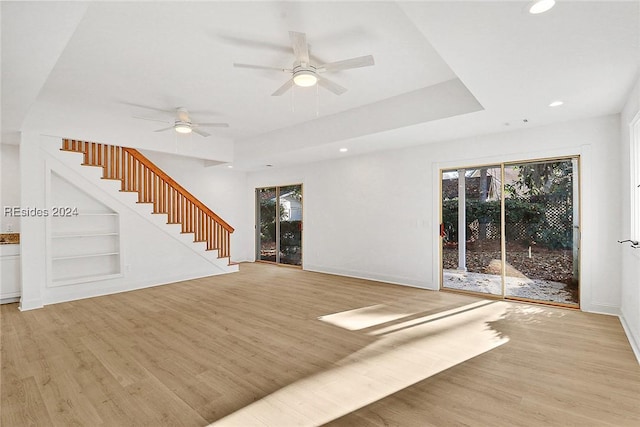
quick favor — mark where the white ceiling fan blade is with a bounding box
[133,116,171,124]
[192,128,210,137]
[319,55,375,72]
[234,63,289,72]
[289,31,309,64]
[153,126,175,133]
[318,77,347,95]
[196,123,230,128]
[123,102,175,114]
[272,79,294,96]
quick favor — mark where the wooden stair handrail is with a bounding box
[60,138,234,260]
[123,148,234,233]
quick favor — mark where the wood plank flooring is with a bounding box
[1,262,639,426]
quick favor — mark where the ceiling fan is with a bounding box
[133,107,229,137]
[234,31,375,96]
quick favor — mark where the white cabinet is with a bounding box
[1,244,21,303]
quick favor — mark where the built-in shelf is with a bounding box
[52,232,118,238]
[50,172,121,287]
[53,252,120,261]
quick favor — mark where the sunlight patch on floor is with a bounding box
[318,304,415,331]
[211,301,510,426]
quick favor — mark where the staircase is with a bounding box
[60,139,234,263]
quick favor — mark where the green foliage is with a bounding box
[441,198,572,248]
[505,161,573,199]
[443,161,575,249]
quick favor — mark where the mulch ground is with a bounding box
[442,241,576,286]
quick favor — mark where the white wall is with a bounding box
[139,151,253,263]
[1,144,21,232]
[247,114,622,314]
[19,134,236,310]
[620,75,640,361]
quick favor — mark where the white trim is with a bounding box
[43,269,237,307]
[629,112,640,254]
[304,264,436,290]
[620,311,640,364]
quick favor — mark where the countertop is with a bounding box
[0,233,20,245]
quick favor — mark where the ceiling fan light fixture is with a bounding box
[529,0,555,14]
[293,70,318,87]
[174,123,192,134]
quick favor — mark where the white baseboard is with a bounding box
[303,264,437,290]
[19,298,44,311]
[582,302,621,316]
[43,269,237,307]
[620,311,640,364]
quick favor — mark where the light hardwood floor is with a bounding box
[1,262,639,426]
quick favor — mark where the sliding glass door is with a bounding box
[440,158,579,307]
[441,166,503,296]
[503,159,579,304]
[256,184,302,266]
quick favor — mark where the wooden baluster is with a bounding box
[170,185,175,221]
[173,188,178,223]
[159,177,163,213]
[182,194,185,228]
[141,163,145,201]
[152,174,157,211]
[184,199,189,232]
[110,145,115,179]
[149,170,153,205]
[145,167,150,203]
[82,142,88,165]
[102,144,106,176]
[120,151,125,189]
[186,200,191,233]
[129,155,134,191]
[176,189,180,224]
[197,209,202,241]
[132,156,136,192]
[166,186,171,222]
[114,146,119,180]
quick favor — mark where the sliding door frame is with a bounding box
[438,155,582,308]
[255,183,303,267]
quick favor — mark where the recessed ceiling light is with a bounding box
[339,148,348,153]
[549,100,564,107]
[529,0,555,14]
[227,165,233,169]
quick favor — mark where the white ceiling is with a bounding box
[2,1,639,170]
